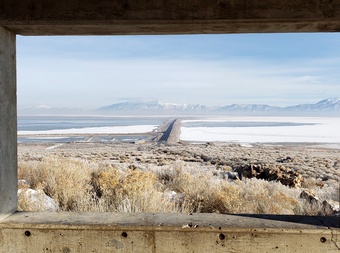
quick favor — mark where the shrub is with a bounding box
[18,155,334,215]
[18,157,93,211]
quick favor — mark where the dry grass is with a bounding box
[166,164,300,214]
[18,157,93,211]
[18,154,339,215]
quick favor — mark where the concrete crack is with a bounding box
[315,217,340,250]
[330,227,340,251]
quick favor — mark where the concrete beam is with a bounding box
[1,0,340,35]
[0,212,339,252]
[0,27,17,220]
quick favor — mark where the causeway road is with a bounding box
[158,119,180,143]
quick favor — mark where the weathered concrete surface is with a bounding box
[1,1,340,251]
[0,212,339,252]
[0,27,17,221]
[1,0,340,35]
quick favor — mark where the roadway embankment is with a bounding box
[155,119,181,144]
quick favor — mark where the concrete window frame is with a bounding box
[0,1,339,252]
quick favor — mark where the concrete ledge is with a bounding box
[2,0,340,35]
[1,212,339,252]
[4,19,340,36]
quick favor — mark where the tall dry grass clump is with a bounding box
[18,156,93,211]
[18,156,183,212]
[90,166,177,212]
[18,155,336,215]
[165,164,299,214]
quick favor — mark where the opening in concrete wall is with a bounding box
[16,34,340,215]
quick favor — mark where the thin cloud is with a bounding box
[17,35,340,109]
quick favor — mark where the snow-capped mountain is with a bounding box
[217,103,278,112]
[19,98,340,116]
[98,98,340,115]
[284,98,340,112]
[98,101,208,113]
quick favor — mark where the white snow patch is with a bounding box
[46,144,64,150]
[180,117,340,144]
[18,125,158,135]
[36,104,52,109]
[24,136,66,140]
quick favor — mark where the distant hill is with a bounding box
[283,98,340,112]
[18,105,89,116]
[98,101,208,114]
[18,98,340,116]
[98,98,340,115]
[216,103,279,113]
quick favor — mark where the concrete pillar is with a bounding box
[0,26,17,220]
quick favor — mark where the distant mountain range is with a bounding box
[98,98,340,115]
[18,98,340,116]
[284,98,340,112]
[98,101,208,113]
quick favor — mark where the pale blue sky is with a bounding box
[17,33,340,109]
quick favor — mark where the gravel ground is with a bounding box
[18,141,340,184]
